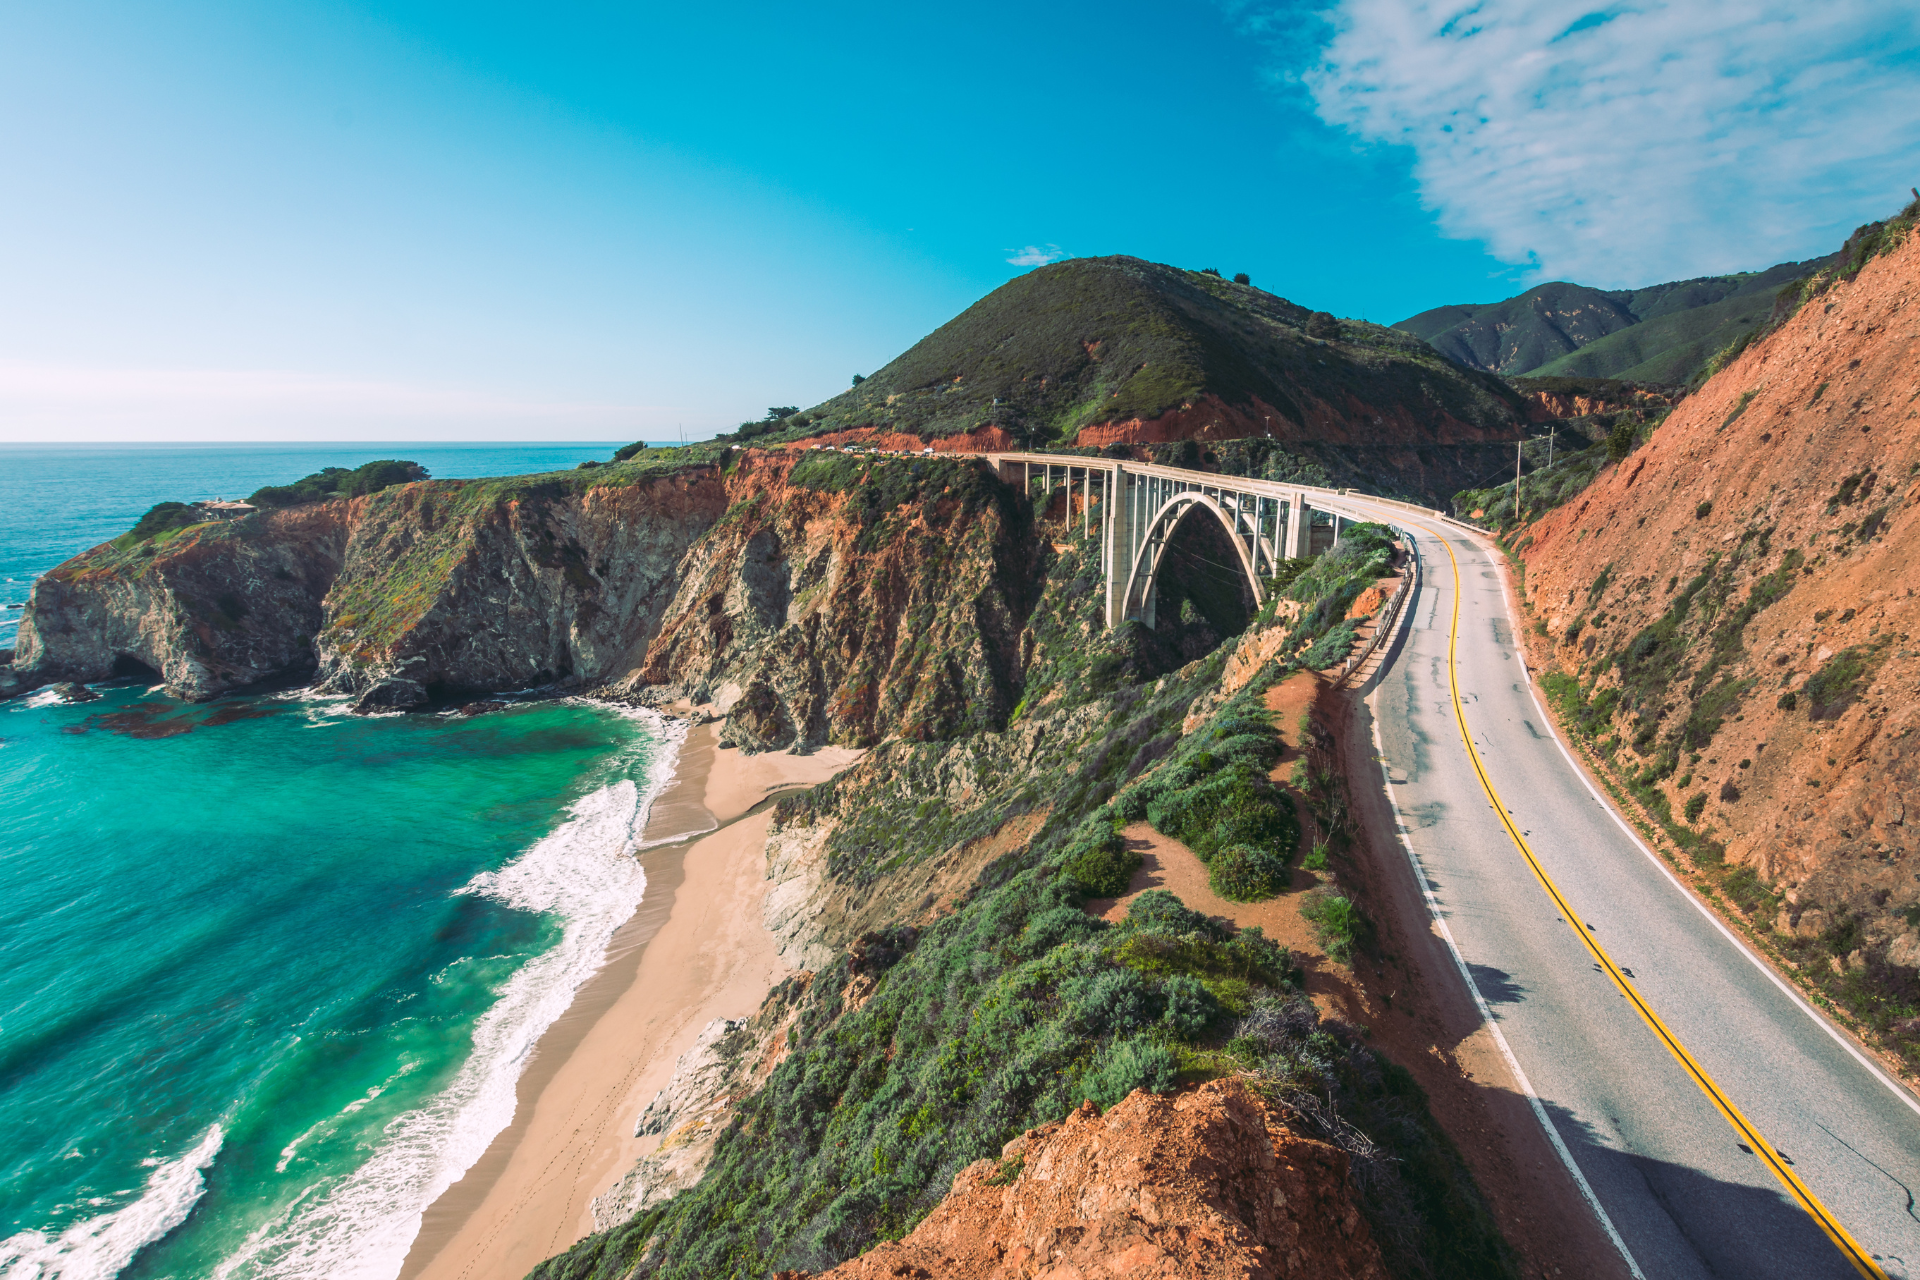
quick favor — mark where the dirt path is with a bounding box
[1092,667,1630,1280]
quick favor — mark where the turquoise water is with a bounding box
[0,447,680,1279]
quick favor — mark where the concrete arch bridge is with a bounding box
[984,453,1444,628]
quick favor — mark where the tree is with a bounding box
[1305,311,1341,340]
[1233,273,1250,285]
[766,406,799,420]
[851,373,866,386]
[1607,418,1637,462]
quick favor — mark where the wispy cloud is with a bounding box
[1006,244,1067,267]
[1273,0,1920,286]
[0,362,668,442]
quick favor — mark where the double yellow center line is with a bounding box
[1415,521,1885,1280]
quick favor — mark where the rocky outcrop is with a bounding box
[625,455,1034,749]
[12,471,726,706]
[10,453,1046,748]
[13,502,349,699]
[315,470,728,708]
[1516,224,1920,978]
[591,1018,754,1233]
[780,1080,1388,1280]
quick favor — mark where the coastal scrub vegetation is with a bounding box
[126,502,207,542]
[778,255,1521,454]
[1452,407,1668,535]
[535,549,1515,1280]
[247,459,429,508]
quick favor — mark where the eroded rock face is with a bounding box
[780,1080,1388,1280]
[1519,228,1920,944]
[628,455,1034,750]
[11,453,1044,748]
[13,502,349,701]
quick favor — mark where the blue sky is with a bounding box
[2,1,1915,442]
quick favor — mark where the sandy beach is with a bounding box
[399,720,860,1280]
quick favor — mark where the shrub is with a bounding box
[1695,501,1713,520]
[127,501,203,541]
[851,373,866,385]
[249,459,428,508]
[1122,888,1218,937]
[1208,843,1290,902]
[1061,821,1140,897]
[1684,793,1707,822]
[1301,890,1367,963]
[1804,646,1871,720]
[1146,762,1296,862]
[1233,272,1250,285]
[1777,691,1798,710]
[1303,842,1329,871]
[1080,1035,1179,1108]
[613,441,648,461]
[1305,311,1340,340]
[1160,973,1224,1038]
[1607,418,1637,461]
[1063,968,1156,1035]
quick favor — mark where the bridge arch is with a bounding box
[1118,491,1264,628]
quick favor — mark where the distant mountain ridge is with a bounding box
[1396,255,1837,383]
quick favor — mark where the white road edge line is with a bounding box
[1362,529,1647,1280]
[1367,692,1648,1279]
[1443,514,1920,1124]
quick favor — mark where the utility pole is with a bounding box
[1515,439,1524,527]
[1547,423,1555,470]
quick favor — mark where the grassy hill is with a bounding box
[1397,256,1836,383]
[768,256,1523,447]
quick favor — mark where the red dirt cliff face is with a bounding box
[780,1080,1387,1280]
[1518,227,1920,971]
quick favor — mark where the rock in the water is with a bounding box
[353,677,427,713]
[49,681,101,703]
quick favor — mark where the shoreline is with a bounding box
[399,717,860,1280]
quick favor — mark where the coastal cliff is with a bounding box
[9,452,1038,746]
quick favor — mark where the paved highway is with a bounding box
[1338,499,1920,1280]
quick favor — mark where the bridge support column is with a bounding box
[1103,465,1134,628]
[1283,492,1310,559]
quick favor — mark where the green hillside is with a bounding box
[778,256,1523,446]
[1397,256,1836,383]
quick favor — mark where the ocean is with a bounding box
[0,444,677,1279]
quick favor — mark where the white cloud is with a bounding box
[1295,0,1920,285]
[1006,244,1067,267]
[0,362,667,441]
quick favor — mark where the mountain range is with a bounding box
[1394,255,1838,384]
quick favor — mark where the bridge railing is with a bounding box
[1338,531,1420,689]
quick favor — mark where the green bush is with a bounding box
[613,441,647,461]
[1061,820,1140,897]
[1804,646,1872,720]
[127,502,204,541]
[1302,889,1368,963]
[1208,843,1290,902]
[1684,793,1707,822]
[1080,1035,1179,1109]
[248,459,428,508]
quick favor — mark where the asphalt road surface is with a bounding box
[1344,502,1920,1280]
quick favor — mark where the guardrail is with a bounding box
[1336,530,1420,689]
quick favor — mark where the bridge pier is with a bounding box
[1283,491,1309,559]
[985,453,1388,631]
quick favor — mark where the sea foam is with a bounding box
[200,707,686,1280]
[0,1125,224,1280]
